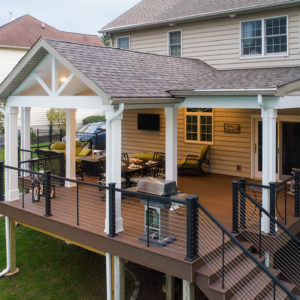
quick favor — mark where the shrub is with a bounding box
[46,109,66,134]
[82,115,105,125]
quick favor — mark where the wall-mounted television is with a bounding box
[137,114,160,131]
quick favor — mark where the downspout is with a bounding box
[257,94,265,108]
[0,216,11,277]
[105,103,124,300]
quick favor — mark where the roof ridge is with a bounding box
[44,37,215,68]
[0,14,29,32]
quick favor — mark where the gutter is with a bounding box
[0,217,11,278]
[100,0,300,33]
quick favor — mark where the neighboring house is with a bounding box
[102,0,300,179]
[0,14,104,129]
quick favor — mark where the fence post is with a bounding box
[269,182,276,235]
[295,170,300,217]
[0,161,4,201]
[36,129,40,149]
[239,178,246,229]
[185,195,199,262]
[108,182,116,237]
[59,129,63,142]
[44,171,52,217]
[49,125,53,144]
[232,180,239,234]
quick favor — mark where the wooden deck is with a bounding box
[0,174,299,281]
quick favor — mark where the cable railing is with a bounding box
[233,179,300,289]
[197,201,297,300]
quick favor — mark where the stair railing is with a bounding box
[233,179,300,288]
[197,200,297,299]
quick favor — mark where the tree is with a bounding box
[0,111,4,135]
[46,108,66,134]
[100,33,110,46]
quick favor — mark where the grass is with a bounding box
[0,217,134,299]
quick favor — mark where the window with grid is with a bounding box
[117,37,130,50]
[185,108,213,144]
[168,31,181,57]
[241,16,287,57]
[265,17,287,54]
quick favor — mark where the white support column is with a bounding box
[20,107,31,165]
[114,256,125,300]
[261,107,277,233]
[105,106,124,233]
[182,280,195,300]
[65,108,76,187]
[5,106,19,201]
[165,107,178,182]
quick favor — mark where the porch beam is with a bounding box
[274,96,300,109]
[51,56,58,94]
[7,96,103,109]
[65,108,76,187]
[54,73,74,96]
[165,107,178,182]
[20,107,31,165]
[5,106,19,201]
[34,74,51,96]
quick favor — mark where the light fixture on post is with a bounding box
[60,76,67,83]
[32,178,41,202]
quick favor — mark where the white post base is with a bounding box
[105,217,124,234]
[7,190,20,202]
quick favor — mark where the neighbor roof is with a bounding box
[0,14,103,48]
[102,0,300,32]
[1,38,300,102]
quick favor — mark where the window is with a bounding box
[117,37,130,50]
[241,16,287,57]
[185,108,213,144]
[168,30,181,56]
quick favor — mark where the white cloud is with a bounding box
[0,0,141,35]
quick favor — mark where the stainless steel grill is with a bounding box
[136,177,177,197]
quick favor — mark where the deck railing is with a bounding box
[233,179,300,289]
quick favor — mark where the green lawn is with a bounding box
[0,217,134,299]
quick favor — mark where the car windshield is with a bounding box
[78,123,102,134]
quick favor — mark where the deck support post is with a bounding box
[114,256,125,300]
[6,218,18,275]
[260,105,277,233]
[5,106,19,201]
[165,107,178,182]
[182,280,195,300]
[20,107,31,166]
[65,108,76,187]
[165,274,175,300]
[105,105,124,234]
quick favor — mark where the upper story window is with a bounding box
[117,37,130,50]
[185,108,213,144]
[241,16,287,57]
[168,30,181,57]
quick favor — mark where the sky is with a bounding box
[0,0,141,35]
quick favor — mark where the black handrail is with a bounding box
[239,188,300,247]
[196,201,297,300]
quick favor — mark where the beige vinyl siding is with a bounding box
[122,108,257,178]
[0,48,26,82]
[113,7,300,69]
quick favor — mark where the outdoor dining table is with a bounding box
[77,154,106,176]
[121,161,158,187]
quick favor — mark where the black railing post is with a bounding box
[269,182,276,235]
[36,129,40,149]
[295,170,300,217]
[185,195,199,262]
[232,180,239,234]
[239,178,246,229]
[49,125,53,144]
[0,161,4,201]
[108,182,116,237]
[44,171,52,217]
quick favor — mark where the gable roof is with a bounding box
[101,0,300,33]
[1,38,300,103]
[0,14,103,48]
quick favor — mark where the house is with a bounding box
[0,1,299,299]
[0,14,104,129]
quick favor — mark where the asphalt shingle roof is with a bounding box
[102,0,299,31]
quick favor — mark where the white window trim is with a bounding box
[116,36,130,50]
[240,15,289,59]
[167,29,182,57]
[184,109,214,145]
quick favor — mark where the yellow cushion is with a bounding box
[50,142,66,151]
[199,145,208,158]
[133,152,154,161]
[77,148,91,157]
[177,160,185,167]
[52,149,65,154]
[75,140,82,148]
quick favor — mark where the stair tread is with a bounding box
[209,253,264,293]
[196,241,253,278]
[231,268,281,300]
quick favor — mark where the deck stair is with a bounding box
[195,238,300,299]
